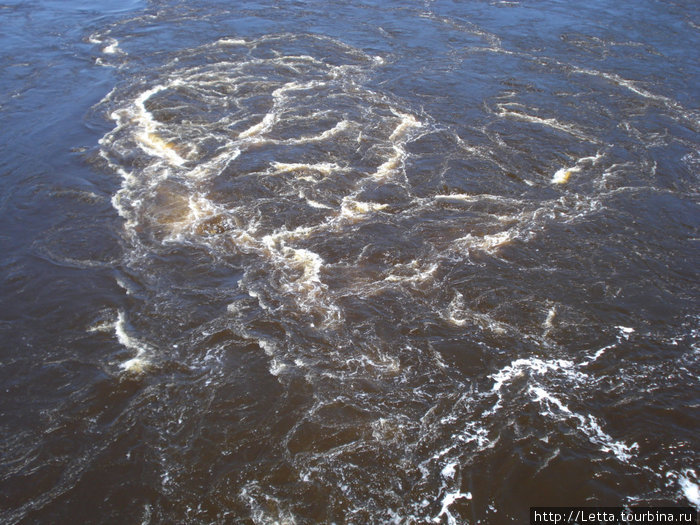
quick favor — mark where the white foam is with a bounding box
[164,193,222,238]
[434,193,479,203]
[617,326,634,337]
[372,417,400,441]
[240,482,299,525]
[272,79,325,99]
[229,220,333,312]
[218,37,247,46]
[444,293,510,335]
[89,34,123,57]
[543,307,556,330]
[248,228,330,312]
[373,146,404,179]
[140,503,152,525]
[582,415,638,462]
[239,112,277,139]
[268,358,287,376]
[579,152,604,164]
[87,319,115,333]
[299,192,333,209]
[284,120,350,144]
[283,246,324,287]
[257,340,276,357]
[126,84,187,166]
[529,385,638,462]
[678,469,700,506]
[552,166,580,184]
[457,230,514,253]
[481,231,513,250]
[114,311,150,373]
[121,356,149,374]
[271,162,341,176]
[340,197,388,220]
[490,357,582,396]
[389,112,422,141]
[103,38,122,55]
[530,386,571,413]
[572,67,675,105]
[552,151,604,184]
[446,292,467,326]
[441,462,458,479]
[495,103,597,142]
[433,490,472,525]
[583,326,638,365]
[585,342,617,364]
[188,194,218,221]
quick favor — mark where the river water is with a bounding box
[1,0,698,523]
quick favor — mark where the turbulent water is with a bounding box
[1,0,699,523]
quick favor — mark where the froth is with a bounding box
[490,353,639,463]
[340,197,388,220]
[433,489,472,525]
[271,162,342,176]
[389,112,422,141]
[529,386,638,462]
[678,469,700,506]
[552,152,604,184]
[238,112,276,139]
[495,102,598,143]
[114,311,151,374]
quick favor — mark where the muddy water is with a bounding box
[1,0,698,523]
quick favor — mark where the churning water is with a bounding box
[1,0,698,523]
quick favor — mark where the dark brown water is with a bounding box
[1,0,699,523]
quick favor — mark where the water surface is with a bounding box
[1,0,699,523]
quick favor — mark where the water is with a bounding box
[1,0,698,523]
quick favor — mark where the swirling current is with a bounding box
[0,1,698,523]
